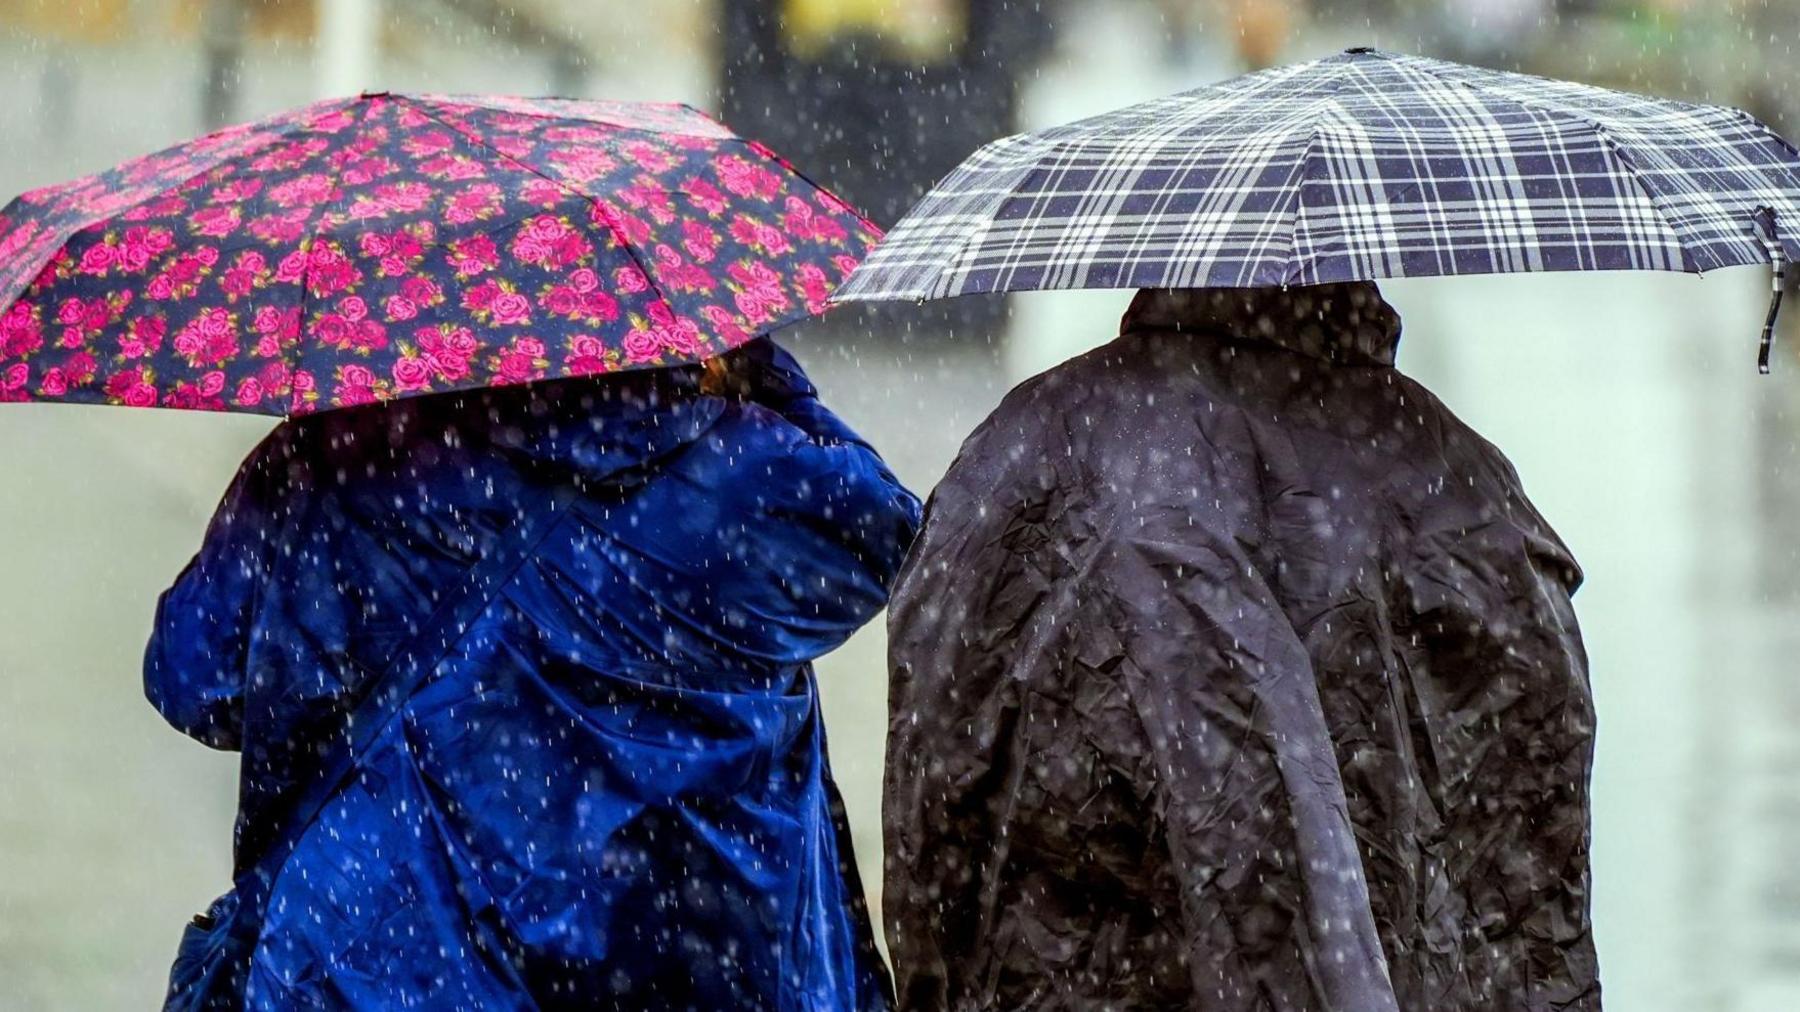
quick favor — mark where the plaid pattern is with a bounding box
[836,49,1800,301]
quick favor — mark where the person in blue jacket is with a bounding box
[145,339,919,1011]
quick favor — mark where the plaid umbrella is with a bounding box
[837,48,1800,368]
[0,94,878,414]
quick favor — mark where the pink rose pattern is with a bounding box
[0,93,879,414]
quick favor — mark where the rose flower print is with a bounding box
[0,92,879,414]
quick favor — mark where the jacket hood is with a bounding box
[1122,283,1402,366]
[274,340,833,493]
[484,367,725,490]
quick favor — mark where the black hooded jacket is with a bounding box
[884,284,1600,1011]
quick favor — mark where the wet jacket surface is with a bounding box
[146,340,919,1011]
[884,286,1600,1012]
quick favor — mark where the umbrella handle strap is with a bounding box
[1756,206,1785,374]
[1760,271,1785,375]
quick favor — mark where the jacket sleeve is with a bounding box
[735,340,923,658]
[752,405,921,660]
[726,337,878,451]
[143,437,281,751]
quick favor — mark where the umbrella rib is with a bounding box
[1731,106,1800,168]
[1374,53,1702,273]
[1279,62,1361,287]
[289,95,384,416]
[925,135,1059,299]
[1583,124,1702,272]
[0,103,345,312]
[730,135,885,241]
[395,97,687,329]
[2,101,339,227]
[1280,119,1328,287]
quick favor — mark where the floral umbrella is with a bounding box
[0,93,879,414]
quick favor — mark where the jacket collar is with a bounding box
[1121,283,1402,366]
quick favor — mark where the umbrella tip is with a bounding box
[1345,46,1376,55]
[359,90,391,100]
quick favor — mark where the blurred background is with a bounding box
[2,0,1799,1008]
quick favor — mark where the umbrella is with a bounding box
[0,93,878,414]
[837,48,1800,369]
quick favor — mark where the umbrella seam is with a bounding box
[1379,52,1702,273]
[290,95,385,416]
[925,135,1061,300]
[731,135,885,241]
[1585,125,1703,272]
[1281,120,1326,287]
[0,99,356,314]
[396,97,690,338]
[1281,83,1361,287]
[1736,106,1800,167]
[0,97,349,221]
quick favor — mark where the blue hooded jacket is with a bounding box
[145,340,919,1011]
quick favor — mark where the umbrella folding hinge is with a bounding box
[1755,206,1786,374]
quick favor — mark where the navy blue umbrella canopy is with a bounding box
[839,48,1800,363]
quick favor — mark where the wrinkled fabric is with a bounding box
[884,285,1600,1012]
[146,339,919,1011]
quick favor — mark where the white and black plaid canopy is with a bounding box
[837,48,1800,301]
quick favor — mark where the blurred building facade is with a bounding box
[2,1,1799,1008]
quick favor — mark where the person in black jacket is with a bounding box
[884,284,1600,1011]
